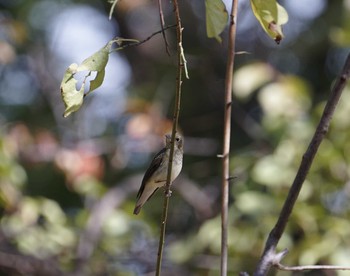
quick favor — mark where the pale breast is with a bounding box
[171,150,183,181]
[153,149,183,183]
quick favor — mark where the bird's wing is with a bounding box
[136,147,166,199]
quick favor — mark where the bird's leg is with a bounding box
[156,180,173,197]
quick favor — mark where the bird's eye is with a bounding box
[176,137,180,142]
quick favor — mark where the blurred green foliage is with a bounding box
[0,0,350,275]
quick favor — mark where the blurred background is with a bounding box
[0,0,350,275]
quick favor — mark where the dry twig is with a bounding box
[157,0,171,55]
[254,53,350,276]
[221,1,239,275]
[155,0,185,275]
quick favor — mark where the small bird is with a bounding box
[133,133,184,215]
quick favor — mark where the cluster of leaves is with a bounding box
[205,0,288,43]
[61,0,288,117]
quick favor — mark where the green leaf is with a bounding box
[250,0,288,44]
[205,0,228,43]
[60,41,114,117]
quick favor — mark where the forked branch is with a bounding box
[254,53,350,276]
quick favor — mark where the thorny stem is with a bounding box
[155,0,184,275]
[254,53,350,276]
[221,1,238,276]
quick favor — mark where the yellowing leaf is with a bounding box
[60,64,85,118]
[77,41,112,72]
[89,69,105,93]
[250,0,288,44]
[205,0,228,43]
[60,38,139,117]
[60,41,114,117]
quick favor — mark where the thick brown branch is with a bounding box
[254,53,350,276]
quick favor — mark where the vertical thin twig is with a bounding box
[157,0,171,56]
[221,1,238,275]
[155,0,184,275]
[254,53,350,276]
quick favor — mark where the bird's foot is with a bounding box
[165,189,172,197]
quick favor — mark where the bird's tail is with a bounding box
[133,187,160,215]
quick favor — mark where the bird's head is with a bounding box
[165,133,183,150]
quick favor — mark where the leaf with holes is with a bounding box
[60,41,114,117]
[60,64,85,118]
[250,0,288,44]
[205,0,228,43]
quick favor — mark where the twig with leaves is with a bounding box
[60,25,175,118]
[254,53,350,276]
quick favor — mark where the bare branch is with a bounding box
[221,1,239,275]
[270,248,350,272]
[155,0,185,275]
[112,25,176,52]
[157,0,171,56]
[254,53,350,276]
[276,263,350,272]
